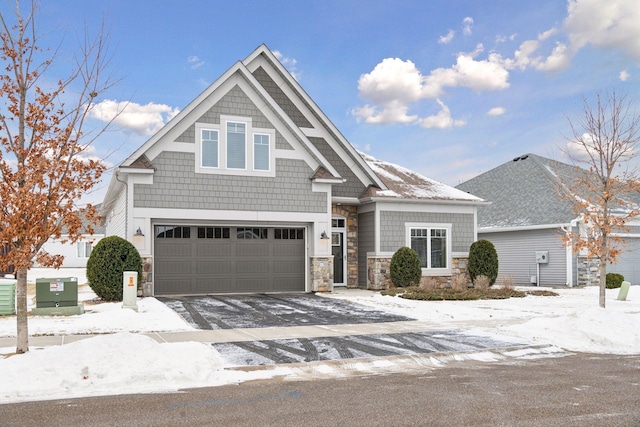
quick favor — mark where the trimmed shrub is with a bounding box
[606,273,624,289]
[87,236,143,301]
[468,240,499,287]
[390,247,422,288]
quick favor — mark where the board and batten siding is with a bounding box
[357,211,375,288]
[479,228,568,286]
[379,211,475,253]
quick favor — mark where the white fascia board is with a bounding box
[313,178,345,184]
[374,200,478,215]
[243,47,384,190]
[134,207,327,224]
[117,167,155,175]
[479,223,572,233]
[332,197,361,206]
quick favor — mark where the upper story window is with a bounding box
[77,241,92,258]
[196,115,274,177]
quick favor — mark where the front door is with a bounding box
[332,218,346,287]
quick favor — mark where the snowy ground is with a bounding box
[0,285,637,404]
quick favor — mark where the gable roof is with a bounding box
[456,153,577,229]
[361,153,486,204]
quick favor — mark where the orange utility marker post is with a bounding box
[122,271,139,312]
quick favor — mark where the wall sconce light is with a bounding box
[134,227,144,237]
[133,227,145,248]
[320,231,329,240]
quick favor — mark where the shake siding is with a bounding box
[358,211,375,288]
[252,67,312,128]
[308,137,366,198]
[133,152,326,213]
[479,228,568,286]
[379,211,475,253]
[175,85,293,150]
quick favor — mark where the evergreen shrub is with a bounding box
[606,273,624,289]
[390,246,422,288]
[87,236,143,301]
[468,239,499,287]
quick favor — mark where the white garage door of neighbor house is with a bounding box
[153,225,305,295]
[608,237,640,285]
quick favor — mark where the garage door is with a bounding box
[608,237,640,285]
[154,225,306,295]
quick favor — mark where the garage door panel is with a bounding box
[154,226,305,295]
[197,261,233,274]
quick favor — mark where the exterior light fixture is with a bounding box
[320,231,329,240]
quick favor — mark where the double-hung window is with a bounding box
[201,129,219,168]
[407,223,451,273]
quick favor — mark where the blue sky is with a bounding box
[33,0,640,202]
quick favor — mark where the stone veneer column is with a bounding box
[310,256,333,292]
[367,256,392,290]
[577,256,601,286]
[332,204,358,288]
[141,256,153,297]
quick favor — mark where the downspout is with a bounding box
[115,170,128,238]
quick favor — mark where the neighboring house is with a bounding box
[101,45,486,296]
[34,207,106,269]
[456,153,640,286]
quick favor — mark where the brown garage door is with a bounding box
[154,225,305,295]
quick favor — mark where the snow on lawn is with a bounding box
[322,286,640,355]
[0,284,638,404]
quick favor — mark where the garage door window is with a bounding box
[274,228,304,240]
[237,227,268,239]
[156,226,191,238]
[197,227,230,239]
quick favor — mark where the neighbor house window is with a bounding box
[253,134,270,171]
[201,129,219,168]
[407,224,451,272]
[77,241,92,258]
[226,122,246,169]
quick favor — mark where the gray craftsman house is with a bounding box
[101,45,486,296]
[456,153,640,286]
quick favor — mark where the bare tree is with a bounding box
[0,1,115,353]
[560,90,640,308]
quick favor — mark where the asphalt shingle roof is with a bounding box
[456,154,578,228]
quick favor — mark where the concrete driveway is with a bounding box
[159,293,531,367]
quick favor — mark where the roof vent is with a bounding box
[513,157,520,162]
[520,155,529,160]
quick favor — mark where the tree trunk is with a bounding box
[598,259,606,309]
[15,267,29,353]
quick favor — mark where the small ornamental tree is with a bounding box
[87,236,142,301]
[390,246,422,288]
[0,1,115,353]
[468,240,499,287]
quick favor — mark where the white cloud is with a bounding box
[462,17,474,35]
[419,99,465,129]
[564,0,640,60]
[89,100,180,136]
[187,56,204,70]
[273,50,301,80]
[353,50,510,126]
[438,30,455,44]
[533,42,571,71]
[620,70,630,81]
[487,107,506,116]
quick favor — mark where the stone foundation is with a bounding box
[367,256,469,290]
[577,256,600,286]
[310,256,333,292]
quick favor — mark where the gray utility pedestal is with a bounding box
[32,277,84,316]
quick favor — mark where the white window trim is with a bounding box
[77,241,92,259]
[195,116,275,177]
[253,132,271,172]
[405,222,452,276]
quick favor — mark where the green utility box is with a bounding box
[0,278,17,315]
[35,277,78,308]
